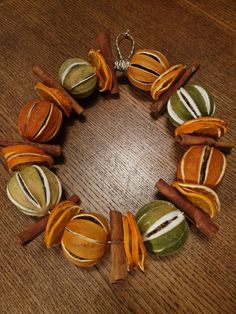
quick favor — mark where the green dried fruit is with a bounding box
[7,165,62,217]
[59,58,97,98]
[167,84,215,127]
[136,200,189,256]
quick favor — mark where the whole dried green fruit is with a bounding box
[7,165,62,217]
[59,58,97,98]
[167,85,215,127]
[136,200,189,256]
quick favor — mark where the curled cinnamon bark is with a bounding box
[0,139,61,157]
[17,194,80,245]
[110,210,127,283]
[32,65,84,116]
[156,179,219,238]
[17,214,49,246]
[176,134,234,152]
[150,63,200,119]
[25,140,62,157]
[98,31,119,95]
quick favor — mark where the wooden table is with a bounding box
[1,1,236,313]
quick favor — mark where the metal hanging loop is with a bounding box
[114,29,135,72]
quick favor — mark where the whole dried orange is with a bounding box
[18,99,63,143]
[176,145,226,188]
[127,49,169,91]
[61,212,109,267]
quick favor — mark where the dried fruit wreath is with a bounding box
[1,31,234,284]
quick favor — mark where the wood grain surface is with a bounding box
[0,1,236,313]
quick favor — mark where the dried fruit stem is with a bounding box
[176,134,234,153]
[150,63,200,119]
[110,210,127,283]
[97,31,119,95]
[32,65,84,116]
[17,194,80,245]
[156,179,219,238]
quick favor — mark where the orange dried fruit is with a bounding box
[123,211,147,272]
[35,82,72,117]
[175,117,227,139]
[61,212,109,267]
[122,215,132,270]
[1,144,53,172]
[18,100,62,143]
[88,49,112,92]
[176,145,226,188]
[127,49,170,91]
[44,200,82,248]
[151,64,185,100]
[172,181,220,218]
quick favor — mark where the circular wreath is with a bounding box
[1,30,233,284]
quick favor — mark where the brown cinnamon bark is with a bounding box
[0,139,61,157]
[17,194,80,245]
[32,65,84,116]
[175,134,234,152]
[97,31,119,95]
[156,179,219,238]
[110,210,127,283]
[150,63,200,119]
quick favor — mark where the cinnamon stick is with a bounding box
[175,134,234,152]
[32,65,84,116]
[156,179,219,238]
[150,63,200,119]
[0,139,61,157]
[17,194,80,245]
[98,31,119,95]
[110,210,127,283]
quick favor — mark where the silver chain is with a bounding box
[114,29,135,72]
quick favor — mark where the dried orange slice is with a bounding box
[126,212,139,269]
[2,144,53,172]
[88,49,112,92]
[172,181,220,218]
[151,64,185,100]
[123,211,147,272]
[175,117,227,139]
[35,82,72,117]
[44,200,82,248]
[122,215,132,271]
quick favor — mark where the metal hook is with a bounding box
[114,29,135,72]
